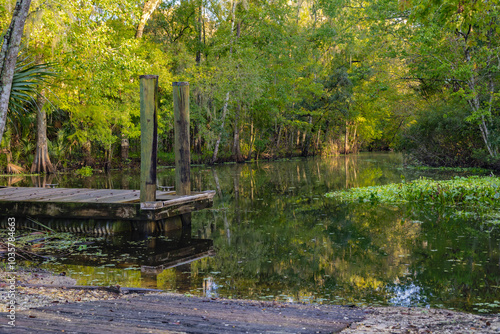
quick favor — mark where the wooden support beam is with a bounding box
[140,75,159,203]
[173,82,191,196]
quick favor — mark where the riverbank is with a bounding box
[1,270,499,333]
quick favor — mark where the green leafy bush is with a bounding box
[398,101,486,167]
[75,166,93,177]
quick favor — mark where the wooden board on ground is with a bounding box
[4,294,366,334]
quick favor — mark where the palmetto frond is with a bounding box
[8,57,56,117]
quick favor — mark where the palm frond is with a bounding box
[8,57,57,118]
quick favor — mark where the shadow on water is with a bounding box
[1,152,500,313]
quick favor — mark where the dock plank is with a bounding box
[29,189,108,202]
[55,189,134,202]
[66,189,133,202]
[34,189,110,202]
[0,187,70,200]
[78,190,169,203]
[85,193,142,203]
[141,191,215,210]
[84,190,152,203]
[0,187,78,201]
[0,187,35,196]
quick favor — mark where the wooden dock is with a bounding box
[0,186,214,221]
[0,78,213,233]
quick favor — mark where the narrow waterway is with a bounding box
[3,152,500,313]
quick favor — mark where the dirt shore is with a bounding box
[343,307,500,333]
[1,270,499,333]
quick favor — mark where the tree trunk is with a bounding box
[462,28,497,158]
[350,123,358,153]
[196,3,202,65]
[121,136,129,161]
[232,102,243,162]
[135,0,162,39]
[211,92,230,164]
[31,94,55,174]
[211,0,238,164]
[104,143,112,172]
[83,140,92,166]
[0,0,32,146]
[275,125,281,149]
[301,116,312,157]
[344,121,349,154]
[315,128,321,152]
[247,120,254,160]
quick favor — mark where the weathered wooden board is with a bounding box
[0,187,74,200]
[0,186,41,197]
[28,189,128,202]
[141,191,215,210]
[140,75,159,203]
[6,294,365,333]
[0,200,141,220]
[35,188,104,202]
[173,82,191,196]
[81,191,143,203]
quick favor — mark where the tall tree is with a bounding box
[404,0,500,158]
[0,0,32,146]
[31,91,55,173]
[136,0,162,39]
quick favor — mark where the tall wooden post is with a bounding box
[173,82,190,195]
[140,75,158,203]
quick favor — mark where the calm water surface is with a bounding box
[5,153,500,313]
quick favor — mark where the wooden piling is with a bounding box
[173,82,191,196]
[140,75,159,203]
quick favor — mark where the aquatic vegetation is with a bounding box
[327,175,500,231]
[327,176,499,206]
[399,166,492,174]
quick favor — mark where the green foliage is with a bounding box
[2,0,499,167]
[75,166,93,177]
[8,58,56,118]
[404,0,500,158]
[326,176,500,225]
[48,129,70,168]
[403,166,491,174]
[398,100,487,167]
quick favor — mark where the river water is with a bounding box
[4,152,500,313]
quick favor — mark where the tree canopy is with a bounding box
[1,0,499,170]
